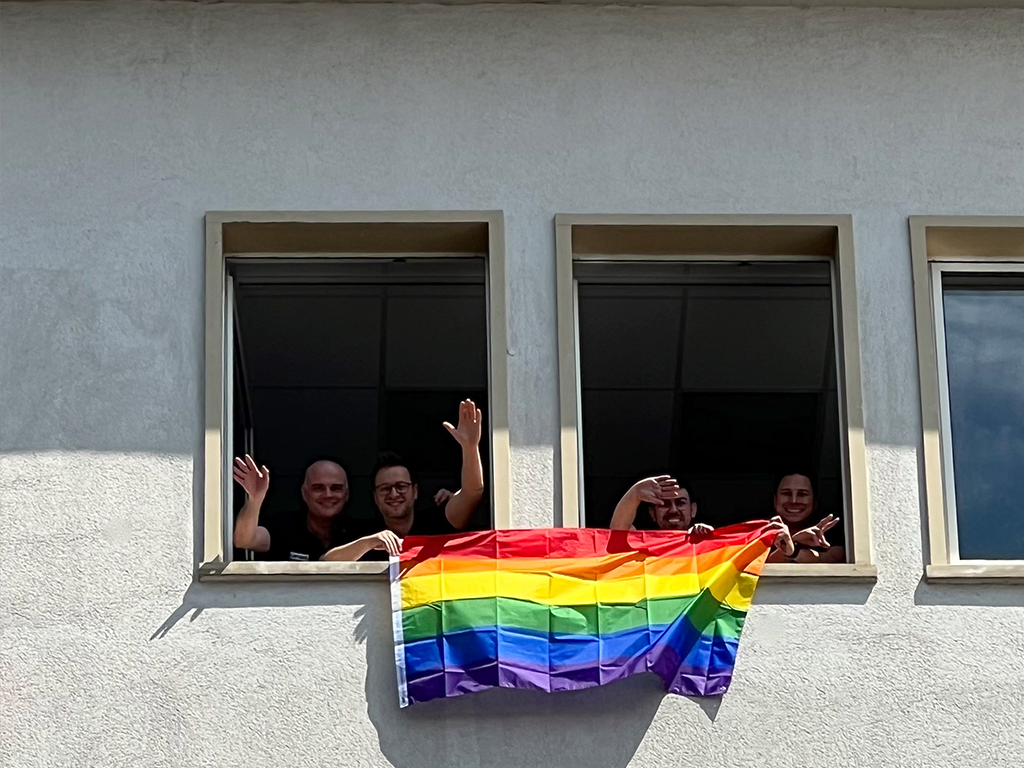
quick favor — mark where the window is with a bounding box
[201,212,510,579]
[911,217,1024,581]
[556,215,874,579]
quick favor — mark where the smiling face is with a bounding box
[649,488,697,531]
[373,465,419,522]
[773,474,817,526]
[300,461,349,519]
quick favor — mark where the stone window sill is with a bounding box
[198,560,877,583]
[198,560,389,581]
[759,563,876,582]
[925,563,1024,584]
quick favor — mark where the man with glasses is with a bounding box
[324,399,485,561]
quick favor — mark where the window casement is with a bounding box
[911,216,1024,582]
[555,214,875,581]
[200,212,510,580]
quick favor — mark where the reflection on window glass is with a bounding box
[943,283,1024,560]
[576,261,844,543]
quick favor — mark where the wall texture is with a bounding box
[2,3,1023,767]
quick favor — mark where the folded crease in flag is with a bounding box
[389,522,776,706]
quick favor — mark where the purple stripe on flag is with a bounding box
[401,637,740,704]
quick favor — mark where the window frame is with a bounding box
[200,211,510,581]
[911,216,1024,583]
[555,214,875,581]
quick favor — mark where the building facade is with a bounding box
[2,3,1023,767]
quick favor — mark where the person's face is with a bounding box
[374,466,418,520]
[774,474,816,526]
[650,490,697,531]
[301,463,349,519]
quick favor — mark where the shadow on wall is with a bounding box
[149,580,380,639]
[913,579,1024,608]
[752,581,874,606]
[354,598,692,768]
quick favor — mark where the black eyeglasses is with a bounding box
[375,481,413,496]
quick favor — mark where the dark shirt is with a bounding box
[263,511,351,562]
[346,504,458,561]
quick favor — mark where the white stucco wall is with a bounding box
[2,3,1023,767]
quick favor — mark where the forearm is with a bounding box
[460,443,484,496]
[445,444,485,529]
[322,537,378,562]
[609,488,640,531]
[233,496,265,548]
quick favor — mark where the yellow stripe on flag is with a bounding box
[400,561,758,612]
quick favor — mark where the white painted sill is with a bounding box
[198,560,877,583]
[198,560,389,581]
[925,563,1024,584]
[759,563,876,582]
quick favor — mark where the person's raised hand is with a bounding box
[443,399,483,449]
[768,516,796,556]
[233,455,270,502]
[366,529,403,558]
[792,514,840,549]
[632,475,682,505]
[689,523,714,536]
[433,488,454,507]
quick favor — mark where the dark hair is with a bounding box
[372,451,417,486]
[773,471,818,497]
[637,477,697,525]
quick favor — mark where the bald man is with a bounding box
[232,456,353,561]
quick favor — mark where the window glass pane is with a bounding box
[577,261,844,547]
[385,286,487,389]
[578,289,681,389]
[942,281,1024,560]
[237,288,382,387]
[680,287,832,391]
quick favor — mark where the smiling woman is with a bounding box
[767,472,844,564]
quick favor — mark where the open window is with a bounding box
[556,215,874,579]
[202,213,510,579]
[911,217,1024,582]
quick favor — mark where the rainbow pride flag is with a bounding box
[389,521,778,706]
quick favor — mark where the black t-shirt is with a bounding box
[346,505,458,561]
[263,511,352,562]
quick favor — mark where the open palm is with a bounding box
[443,399,483,448]
[634,475,682,504]
[233,455,270,501]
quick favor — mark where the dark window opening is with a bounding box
[228,258,491,560]
[577,261,846,551]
